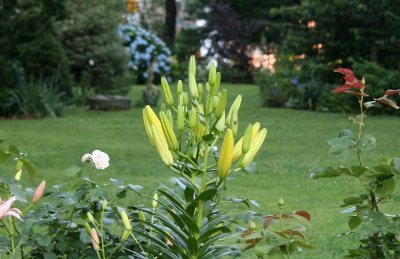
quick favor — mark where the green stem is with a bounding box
[9,218,15,254]
[195,144,209,238]
[100,209,106,259]
[279,206,290,259]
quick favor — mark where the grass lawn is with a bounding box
[1,84,399,258]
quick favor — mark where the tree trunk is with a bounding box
[164,0,177,49]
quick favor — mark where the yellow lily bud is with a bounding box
[208,62,217,87]
[218,129,234,180]
[189,55,196,77]
[177,105,185,132]
[231,110,238,137]
[240,128,268,168]
[188,107,197,129]
[215,111,225,132]
[120,209,132,231]
[152,193,159,208]
[252,122,260,139]
[166,109,173,125]
[205,92,214,115]
[194,117,205,143]
[143,105,163,146]
[232,137,243,161]
[15,160,23,181]
[138,210,146,227]
[121,230,130,242]
[182,92,189,106]
[177,80,183,95]
[242,124,253,153]
[215,89,227,119]
[226,95,242,126]
[189,74,198,99]
[160,111,179,151]
[151,124,174,166]
[198,83,203,100]
[161,77,174,106]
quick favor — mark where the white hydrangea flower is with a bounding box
[81,153,92,163]
[91,150,110,170]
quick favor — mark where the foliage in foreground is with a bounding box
[311,68,400,258]
[0,57,313,258]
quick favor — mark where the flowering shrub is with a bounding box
[311,68,400,258]
[118,24,172,83]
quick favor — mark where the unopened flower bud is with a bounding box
[121,230,130,242]
[152,193,158,208]
[32,180,46,203]
[208,62,217,87]
[194,118,205,143]
[231,111,238,137]
[215,89,227,119]
[101,200,108,211]
[151,124,174,166]
[81,153,92,163]
[198,83,204,101]
[188,108,197,129]
[177,80,183,95]
[84,222,92,235]
[218,129,233,180]
[161,77,174,106]
[278,197,285,207]
[177,105,185,133]
[189,74,198,99]
[160,111,178,151]
[215,111,225,132]
[182,92,189,106]
[189,55,196,77]
[91,228,100,250]
[120,209,132,231]
[242,124,253,153]
[138,210,146,227]
[87,212,95,223]
[211,72,221,96]
[240,128,267,168]
[226,95,242,127]
[143,105,163,146]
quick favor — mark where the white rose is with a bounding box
[81,153,92,163]
[91,150,110,170]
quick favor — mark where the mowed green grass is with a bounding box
[1,84,400,258]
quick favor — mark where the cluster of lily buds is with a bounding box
[143,56,268,181]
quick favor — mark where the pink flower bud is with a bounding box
[91,228,100,250]
[32,180,46,204]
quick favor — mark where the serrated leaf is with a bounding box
[357,134,376,152]
[338,129,354,138]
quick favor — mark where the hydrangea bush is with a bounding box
[118,24,172,83]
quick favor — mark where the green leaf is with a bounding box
[381,178,395,196]
[197,188,217,201]
[10,183,27,203]
[65,166,82,177]
[37,234,51,247]
[187,236,198,255]
[342,197,360,206]
[19,158,36,179]
[348,216,361,230]
[202,133,214,142]
[184,186,194,202]
[350,166,368,177]
[128,184,143,193]
[357,134,376,152]
[0,149,11,164]
[366,210,390,227]
[368,165,392,177]
[310,167,349,179]
[79,230,91,244]
[338,129,354,138]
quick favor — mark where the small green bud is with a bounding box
[189,55,196,77]
[215,89,227,119]
[177,105,185,132]
[138,210,146,227]
[242,124,253,153]
[121,230,130,242]
[161,77,174,106]
[208,62,217,87]
[120,210,132,231]
[160,103,166,113]
[188,107,197,129]
[84,222,92,235]
[152,193,158,208]
[278,197,285,207]
[211,72,221,96]
[198,83,203,100]
[231,110,238,137]
[182,92,189,106]
[101,200,108,211]
[189,74,199,99]
[249,221,256,230]
[213,96,219,111]
[226,95,242,126]
[215,111,225,132]
[87,212,95,223]
[177,80,183,95]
